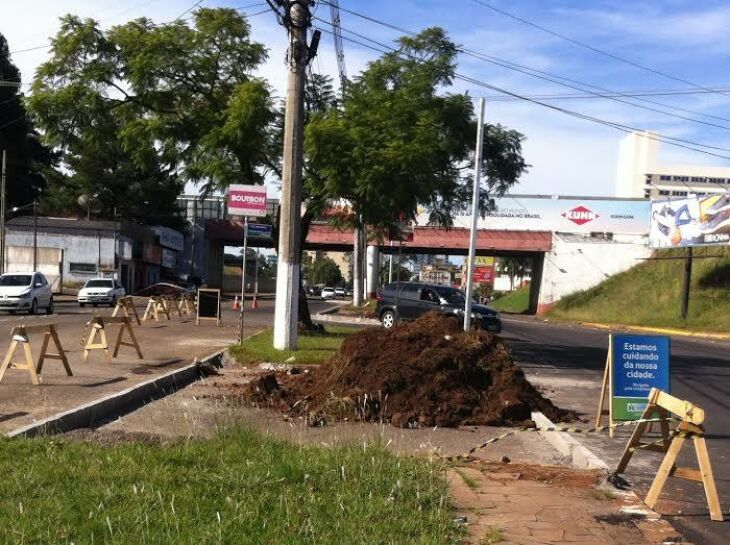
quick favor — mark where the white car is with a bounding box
[78,278,126,307]
[0,272,54,314]
[334,287,346,298]
[321,287,336,300]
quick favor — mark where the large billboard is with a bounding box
[650,194,730,248]
[415,195,650,235]
[227,184,267,217]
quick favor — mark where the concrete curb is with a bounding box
[580,321,730,341]
[531,411,609,470]
[6,349,225,438]
[313,313,380,326]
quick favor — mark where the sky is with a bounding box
[3,0,730,199]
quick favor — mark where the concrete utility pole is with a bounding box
[464,98,486,332]
[0,150,6,274]
[352,225,362,306]
[273,0,311,350]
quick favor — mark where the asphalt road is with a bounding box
[501,316,730,545]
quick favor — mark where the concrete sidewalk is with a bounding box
[0,303,259,434]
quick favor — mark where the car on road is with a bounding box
[375,281,501,332]
[78,278,126,307]
[0,272,54,314]
[321,287,336,300]
[334,287,346,298]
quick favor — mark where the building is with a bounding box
[419,260,461,286]
[5,217,183,292]
[615,131,730,199]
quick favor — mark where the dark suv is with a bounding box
[375,282,502,333]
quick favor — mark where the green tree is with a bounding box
[28,9,276,223]
[0,33,54,209]
[308,257,343,287]
[500,257,531,290]
[305,28,528,239]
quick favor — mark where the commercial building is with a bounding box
[4,217,183,292]
[615,131,730,199]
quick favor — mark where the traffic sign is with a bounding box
[245,223,273,239]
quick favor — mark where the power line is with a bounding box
[316,2,730,128]
[468,0,730,100]
[172,0,205,22]
[312,23,730,161]
[483,88,730,102]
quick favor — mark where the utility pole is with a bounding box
[273,0,312,350]
[464,98,486,332]
[680,246,693,320]
[0,150,6,274]
[239,218,249,345]
[189,199,197,283]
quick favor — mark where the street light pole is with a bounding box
[33,200,37,271]
[464,98,486,332]
[1,150,6,274]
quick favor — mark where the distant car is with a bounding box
[78,278,126,307]
[375,281,501,332]
[0,272,54,314]
[321,287,336,300]
[334,287,346,298]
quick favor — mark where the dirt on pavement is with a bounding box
[228,312,573,428]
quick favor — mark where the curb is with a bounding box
[6,349,225,438]
[531,411,694,544]
[313,313,380,326]
[580,321,730,341]
[531,411,609,470]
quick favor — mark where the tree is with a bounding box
[305,28,528,241]
[307,257,343,286]
[500,257,531,290]
[0,33,54,210]
[27,9,276,224]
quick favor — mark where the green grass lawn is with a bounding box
[491,286,531,314]
[548,247,730,332]
[229,326,355,365]
[0,428,459,544]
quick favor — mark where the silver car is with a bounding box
[0,272,54,314]
[78,278,126,307]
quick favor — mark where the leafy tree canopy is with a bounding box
[28,8,277,225]
[0,33,54,210]
[304,27,528,236]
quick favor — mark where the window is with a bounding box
[85,279,114,288]
[0,274,31,286]
[70,263,98,275]
[420,288,439,303]
[659,175,670,181]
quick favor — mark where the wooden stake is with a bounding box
[113,320,143,359]
[83,322,110,363]
[36,325,72,376]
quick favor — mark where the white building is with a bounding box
[615,131,730,199]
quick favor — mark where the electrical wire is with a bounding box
[316,2,730,128]
[312,23,730,161]
[468,0,730,100]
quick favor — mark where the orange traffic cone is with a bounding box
[233,295,240,310]
[251,295,258,309]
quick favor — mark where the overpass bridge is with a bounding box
[202,195,651,315]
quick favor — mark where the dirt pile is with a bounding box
[242,312,571,428]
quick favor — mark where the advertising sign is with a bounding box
[475,256,495,266]
[472,266,494,284]
[611,335,670,421]
[415,195,650,235]
[650,194,730,247]
[227,184,267,217]
[161,248,176,269]
[245,223,273,239]
[151,226,184,252]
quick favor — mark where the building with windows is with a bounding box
[615,131,730,199]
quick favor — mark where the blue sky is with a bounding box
[4,0,730,198]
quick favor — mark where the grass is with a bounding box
[591,488,617,501]
[0,427,460,544]
[491,286,531,314]
[454,468,479,491]
[479,525,504,544]
[547,247,730,332]
[229,326,355,365]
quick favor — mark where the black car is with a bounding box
[375,281,502,333]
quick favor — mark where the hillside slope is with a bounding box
[547,247,730,332]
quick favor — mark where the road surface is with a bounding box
[502,316,730,545]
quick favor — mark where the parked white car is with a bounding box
[334,287,346,298]
[0,272,54,314]
[78,278,126,307]
[321,287,336,300]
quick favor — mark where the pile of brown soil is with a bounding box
[240,312,571,428]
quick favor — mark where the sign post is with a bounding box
[596,334,670,435]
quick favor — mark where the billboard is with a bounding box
[415,195,650,235]
[650,194,730,248]
[227,184,267,217]
[472,266,494,284]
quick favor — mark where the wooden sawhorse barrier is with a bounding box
[83,316,143,363]
[142,296,170,322]
[615,388,723,522]
[0,324,72,385]
[112,296,141,325]
[178,294,194,318]
[162,295,182,318]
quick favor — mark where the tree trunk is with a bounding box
[297,209,318,331]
